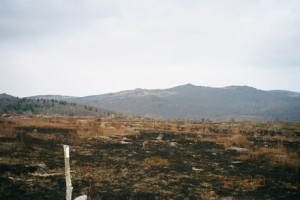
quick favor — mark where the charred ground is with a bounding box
[0,116,299,199]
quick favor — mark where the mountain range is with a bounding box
[28,84,300,121]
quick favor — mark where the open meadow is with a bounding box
[0,115,299,199]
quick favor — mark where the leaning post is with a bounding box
[63,145,73,200]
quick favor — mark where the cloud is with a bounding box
[0,0,113,41]
[0,0,300,96]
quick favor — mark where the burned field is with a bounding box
[0,116,299,199]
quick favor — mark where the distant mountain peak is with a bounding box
[171,83,198,90]
[182,83,196,87]
[185,83,195,86]
[134,88,145,91]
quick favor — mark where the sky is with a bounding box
[0,0,300,97]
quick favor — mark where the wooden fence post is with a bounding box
[64,145,73,200]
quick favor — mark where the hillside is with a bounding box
[64,84,300,121]
[24,84,300,121]
[0,94,116,117]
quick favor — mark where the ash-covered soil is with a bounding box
[0,119,299,199]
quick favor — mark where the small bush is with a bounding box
[225,133,250,148]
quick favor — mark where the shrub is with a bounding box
[224,133,250,148]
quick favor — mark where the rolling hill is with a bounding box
[30,84,300,121]
[0,93,116,117]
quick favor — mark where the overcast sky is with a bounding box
[1,0,300,97]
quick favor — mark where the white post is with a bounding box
[64,145,73,200]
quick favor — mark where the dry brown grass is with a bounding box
[0,118,16,136]
[75,119,137,138]
[224,133,250,149]
[197,133,250,149]
[143,157,171,167]
[262,132,300,143]
[1,115,299,173]
[240,143,300,172]
[223,177,265,191]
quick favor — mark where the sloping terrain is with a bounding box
[0,93,116,117]
[54,84,300,121]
